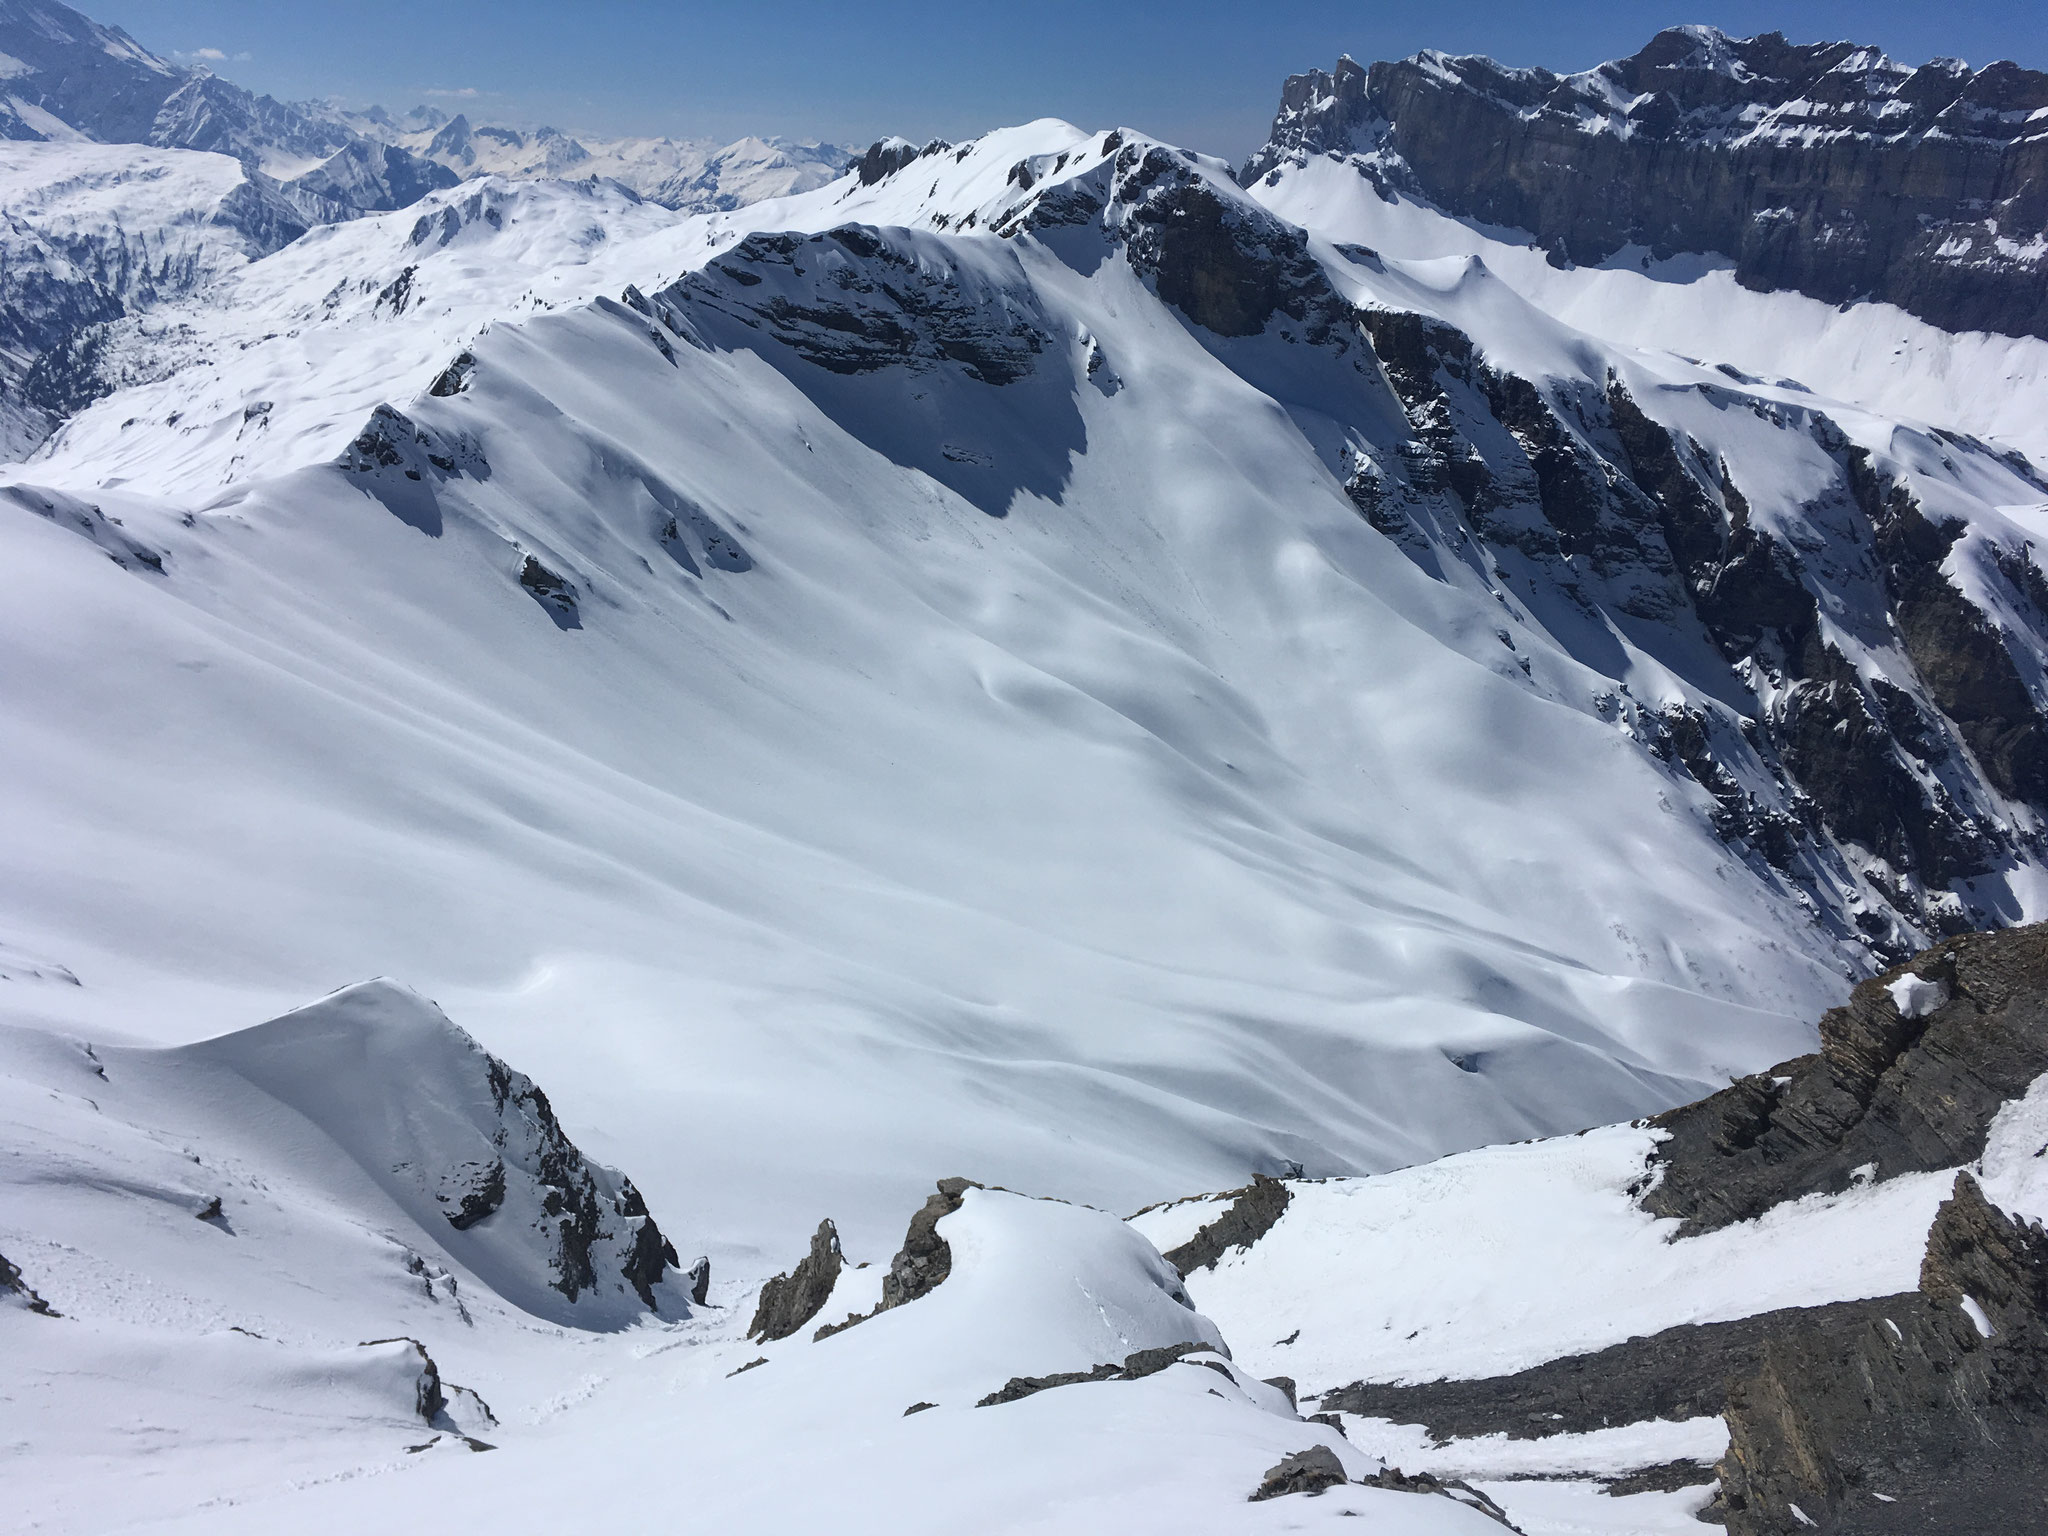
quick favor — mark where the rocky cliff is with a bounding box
[1246,27,2048,340]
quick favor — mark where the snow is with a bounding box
[1343,1412,1726,1482]
[1886,972,1949,1019]
[5,84,2048,1533]
[2,122,1875,1271]
[2,1062,1503,1536]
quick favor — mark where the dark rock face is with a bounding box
[1338,302,2048,948]
[672,228,1051,385]
[1121,177,1337,339]
[687,1255,710,1306]
[1,1248,59,1316]
[975,1340,1215,1407]
[748,1219,843,1342]
[1249,1445,1348,1500]
[468,1054,679,1310]
[1320,1294,1907,1439]
[1715,1175,2048,1535]
[441,1159,505,1229]
[857,137,948,185]
[1248,30,2048,338]
[1646,924,2048,1235]
[516,555,580,629]
[1159,1175,1293,1277]
[881,1176,976,1310]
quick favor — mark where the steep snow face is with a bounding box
[185,979,683,1326]
[0,979,684,1335]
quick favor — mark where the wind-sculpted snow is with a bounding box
[2,997,1495,1532]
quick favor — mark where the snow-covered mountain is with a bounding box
[0,0,849,459]
[0,140,310,456]
[6,16,2048,1535]
[0,0,848,213]
[385,113,851,213]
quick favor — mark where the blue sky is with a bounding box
[88,1,2048,155]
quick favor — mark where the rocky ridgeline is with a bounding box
[1337,304,2048,951]
[1247,27,2048,339]
[1649,924,2048,1233]
[1304,922,2048,1534]
[732,129,2048,952]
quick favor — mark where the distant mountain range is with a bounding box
[0,0,848,215]
[1249,25,2048,338]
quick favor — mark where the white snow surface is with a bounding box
[1,119,1883,1265]
[7,106,2048,1533]
[2,1017,1499,1536]
[1144,1072,2048,1398]
[1886,972,1950,1020]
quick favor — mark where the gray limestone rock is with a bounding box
[747,1219,843,1342]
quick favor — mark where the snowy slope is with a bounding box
[1,122,1873,1260]
[7,39,2048,1536]
[13,117,2048,1259]
[16,174,683,493]
[2,992,1495,1534]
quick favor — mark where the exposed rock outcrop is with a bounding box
[748,1219,843,1342]
[1159,1175,1293,1277]
[1,1248,59,1316]
[882,1176,976,1310]
[975,1340,1218,1407]
[1334,299,2046,949]
[1646,924,2048,1235]
[672,228,1052,385]
[806,1177,980,1342]
[1714,1175,2048,1534]
[1248,1445,1348,1500]
[1318,1295,1907,1440]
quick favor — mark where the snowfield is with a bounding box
[5,67,2048,1535]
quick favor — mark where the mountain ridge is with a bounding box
[1247,25,2048,339]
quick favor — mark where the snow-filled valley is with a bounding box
[8,10,2048,1533]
